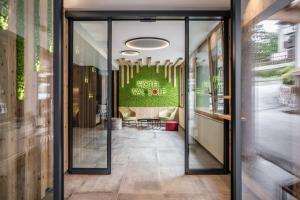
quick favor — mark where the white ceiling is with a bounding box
[75,20,219,69]
[64,0,230,10]
[189,21,219,55]
[112,21,185,67]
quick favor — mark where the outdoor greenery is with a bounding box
[119,66,179,107]
[0,0,8,30]
[254,24,278,61]
[34,0,41,71]
[16,0,25,100]
[256,65,293,78]
[255,65,295,85]
[282,70,295,85]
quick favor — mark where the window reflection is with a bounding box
[241,1,300,199]
[0,0,54,199]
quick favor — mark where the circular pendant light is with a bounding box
[120,50,140,56]
[125,37,170,50]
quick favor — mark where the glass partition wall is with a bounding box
[188,20,230,173]
[68,21,111,173]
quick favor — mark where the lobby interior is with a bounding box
[65,18,230,200]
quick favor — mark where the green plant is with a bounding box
[16,0,25,100]
[119,65,179,107]
[34,0,40,71]
[254,24,278,61]
[256,65,294,78]
[47,0,53,52]
[0,0,8,30]
[282,70,295,85]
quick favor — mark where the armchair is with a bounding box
[158,107,178,121]
[119,107,137,125]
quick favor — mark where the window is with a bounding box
[179,65,185,107]
[195,41,212,113]
[194,23,226,118]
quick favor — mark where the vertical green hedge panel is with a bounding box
[119,65,179,107]
[34,0,40,71]
[16,0,25,100]
[47,0,53,53]
[0,0,9,30]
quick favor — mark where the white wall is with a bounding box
[192,113,224,163]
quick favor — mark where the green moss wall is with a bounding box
[119,65,179,107]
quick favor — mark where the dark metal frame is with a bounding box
[231,0,241,200]
[53,0,64,199]
[67,18,112,174]
[65,11,229,20]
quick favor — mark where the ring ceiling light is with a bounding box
[120,50,140,56]
[125,37,170,50]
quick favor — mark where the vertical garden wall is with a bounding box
[34,0,40,71]
[119,65,180,107]
[16,0,25,100]
[0,0,8,30]
[47,0,53,53]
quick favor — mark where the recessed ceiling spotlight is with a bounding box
[125,37,170,50]
[120,50,140,56]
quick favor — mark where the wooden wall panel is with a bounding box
[73,65,97,128]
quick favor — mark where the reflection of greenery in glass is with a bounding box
[0,0,8,30]
[195,42,212,112]
[254,24,278,61]
[16,0,25,100]
[256,65,293,78]
[282,69,295,85]
[211,28,224,113]
[47,0,53,53]
[34,0,40,71]
[195,25,224,114]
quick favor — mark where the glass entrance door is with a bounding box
[68,20,111,174]
[186,19,230,174]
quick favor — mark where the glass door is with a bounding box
[68,20,112,174]
[186,19,230,174]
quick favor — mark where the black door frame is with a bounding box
[53,0,64,199]
[65,11,231,175]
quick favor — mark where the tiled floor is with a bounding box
[65,127,230,200]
